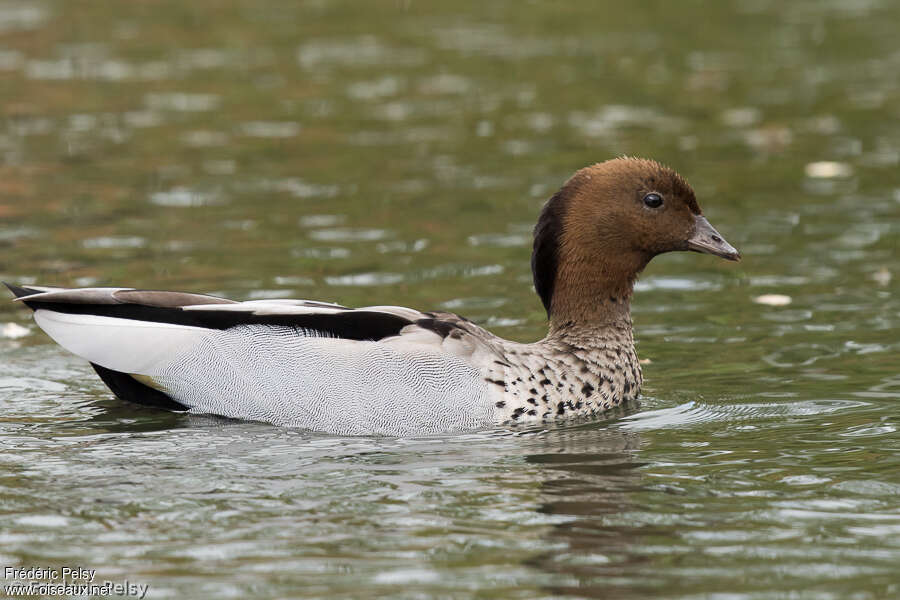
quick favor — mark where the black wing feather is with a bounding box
[4,282,43,299]
[11,291,413,342]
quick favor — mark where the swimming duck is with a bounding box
[8,157,739,435]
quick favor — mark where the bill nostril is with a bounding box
[711,235,722,243]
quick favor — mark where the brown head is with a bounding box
[532,157,739,325]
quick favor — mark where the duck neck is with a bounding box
[546,256,641,337]
[548,288,633,337]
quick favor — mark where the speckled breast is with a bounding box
[484,322,642,424]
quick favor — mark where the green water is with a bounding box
[1,1,898,598]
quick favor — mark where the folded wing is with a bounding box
[8,284,493,435]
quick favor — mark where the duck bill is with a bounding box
[686,215,741,261]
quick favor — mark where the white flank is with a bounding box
[33,310,208,374]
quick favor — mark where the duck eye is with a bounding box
[642,192,663,209]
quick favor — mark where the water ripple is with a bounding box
[619,399,868,431]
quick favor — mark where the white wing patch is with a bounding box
[178,300,425,320]
[357,305,425,320]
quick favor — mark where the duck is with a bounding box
[7,157,739,436]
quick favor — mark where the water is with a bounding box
[1,1,898,598]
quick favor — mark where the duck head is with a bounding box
[532,157,740,325]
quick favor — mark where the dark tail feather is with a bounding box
[4,282,42,299]
[91,364,189,412]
